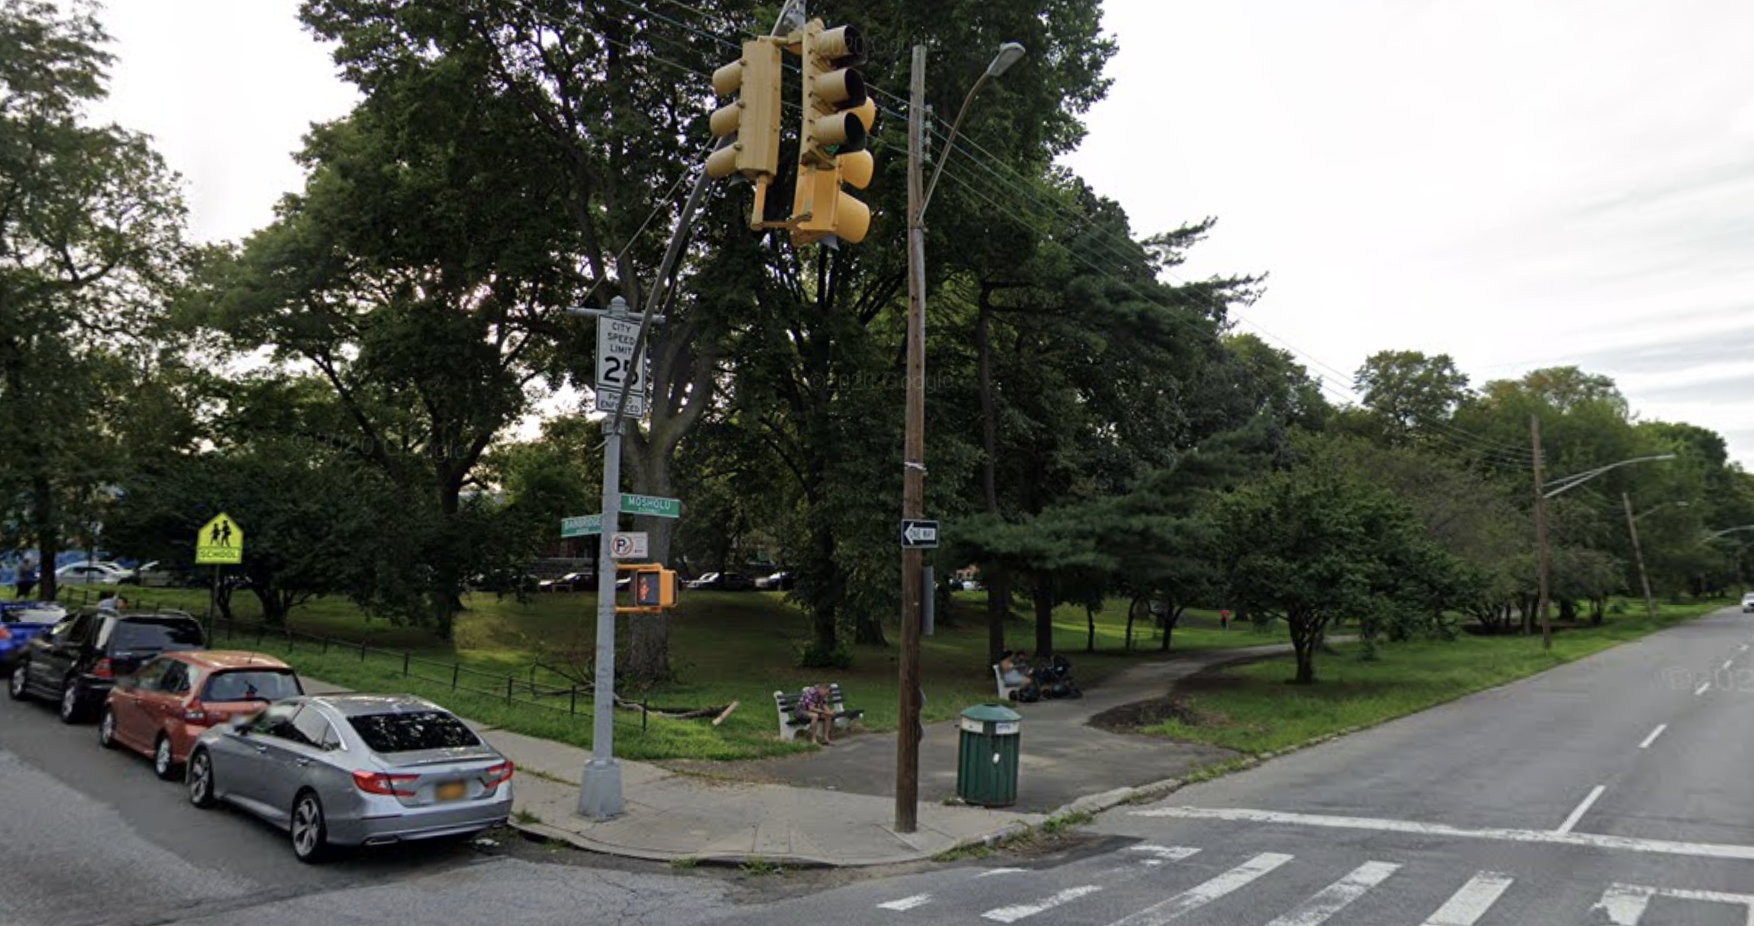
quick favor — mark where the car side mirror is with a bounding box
[229,716,250,733]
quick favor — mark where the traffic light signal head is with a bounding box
[800,21,870,169]
[706,39,783,181]
[790,150,873,247]
[633,566,679,609]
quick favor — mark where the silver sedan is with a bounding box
[185,693,514,862]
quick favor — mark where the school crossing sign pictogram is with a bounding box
[196,513,243,565]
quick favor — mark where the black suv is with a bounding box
[8,608,206,723]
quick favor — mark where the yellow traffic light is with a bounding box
[791,149,873,246]
[799,20,870,169]
[705,39,783,182]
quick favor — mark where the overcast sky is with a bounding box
[89,0,1754,468]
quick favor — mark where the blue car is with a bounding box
[0,602,67,675]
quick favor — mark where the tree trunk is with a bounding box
[853,605,888,646]
[1085,605,1096,652]
[255,583,288,627]
[1288,611,1319,684]
[1160,605,1183,653]
[807,503,838,653]
[1033,583,1054,656]
[30,474,58,602]
[624,611,671,684]
[1126,596,1145,651]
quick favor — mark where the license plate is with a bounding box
[435,780,467,801]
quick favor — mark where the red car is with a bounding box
[100,651,304,780]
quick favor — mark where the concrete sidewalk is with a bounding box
[304,641,1296,867]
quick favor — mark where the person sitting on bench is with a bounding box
[795,683,836,746]
[998,650,1035,690]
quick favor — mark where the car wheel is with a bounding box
[187,748,218,808]
[58,679,85,724]
[8,661,29,701]
[153,735,180,781]
[291,790,330,863]
[99,708,119,749]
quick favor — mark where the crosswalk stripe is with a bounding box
[1419,871,1515,926]
[978,868,1027,878]
[1105,852,1295,926]
[877,894,933,911]
[982,886,1102,923]
[1262,860,1399,926]
[1595,883,1754,926]
[1127,845,1201,866]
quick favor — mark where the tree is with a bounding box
[1208,463,1457,683]
[1352,350,1471,446]
[0,0,186,599]
[106,442,390,625]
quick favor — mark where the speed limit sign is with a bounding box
[596,317,647,418]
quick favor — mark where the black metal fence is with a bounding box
[194,614,649,731]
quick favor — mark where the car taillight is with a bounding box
[0,626,10,641]
[183,700,207,722]
[483,761,514,787]
[352,770,419,797]
[91,658,113,679]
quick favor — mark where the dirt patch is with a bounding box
[1088,695,1210,733]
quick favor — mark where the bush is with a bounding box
[793,640,853,669]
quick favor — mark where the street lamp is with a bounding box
[1528,427,1674,650]
[1623,496,1686,622]
[896,40,1025,836]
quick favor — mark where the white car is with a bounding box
[1742,592,1754,613]
[54,562,130,586]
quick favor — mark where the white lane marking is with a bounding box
[1725,660,1736,671]
[1594,882,1754,925]
[1105,853,1294,926]
[1556,784,1606,834]
[1741,644,1750,653]
[1637,724,1667,749]
[1696,680,1712,696]
[878,894,932,911]
[1130,806,1754,862]
[1127,844,1201,866]
[978,868,1026,877]
[983,886,1101,923]
[1419,872,1516,926]
[1262,860,1399,926]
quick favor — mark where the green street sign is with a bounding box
[620,493,681,519]
[561,514,603,538]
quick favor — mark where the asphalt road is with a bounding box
[706,607,1754,925]
[0,681,735,926]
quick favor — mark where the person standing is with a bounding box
[15,551,38,599]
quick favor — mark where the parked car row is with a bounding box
[5,606,513,863]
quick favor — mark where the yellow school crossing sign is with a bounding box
[196,513,243,565]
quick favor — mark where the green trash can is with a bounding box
[956,703,1022,806]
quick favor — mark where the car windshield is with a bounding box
[202,668,301,702]
[347,710,481,753]
[112,618,205,650]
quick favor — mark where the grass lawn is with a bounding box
[43,584,1284,762]
[1141,600,1730,755]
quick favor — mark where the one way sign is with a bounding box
[900,519,939,548]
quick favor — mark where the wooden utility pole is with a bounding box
[1531,415,1552,649]
[1624,491,1657,621]
[895,44,927,835]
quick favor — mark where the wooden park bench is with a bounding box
[773,684,864,742]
